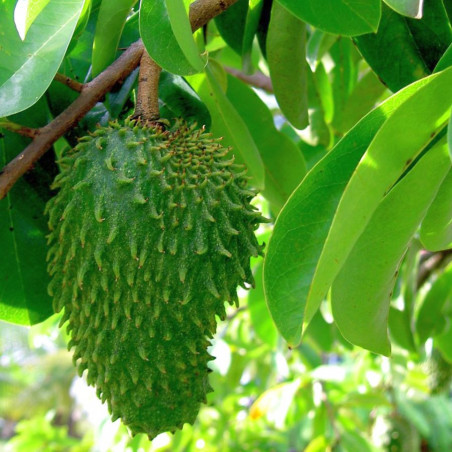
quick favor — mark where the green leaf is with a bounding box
[334,69,387,134]
[435,43,452,72]
[264,70,452,347]
[214,0,248,55]
[331,138,450,355]
[14,0,52,40]
[0,0,86,117]
[435,323,452,363]
[139,0,199,75]
[305,70,452,334]
[383,0,423,18]
[354,1,452,92]
[241,0,264,72]
[165,0,204,72]
[0,108,54,325]
[248,262,278,347]
[267,1,308,130]
[416,262,452,342]
[225,75,306,212]
[186,63,265,189]
[159,71,211,129]
[91,0,137,77]
[330,38,359,131]
[420,170,452,251]
[306,30,337,71]
[277,0,381,36]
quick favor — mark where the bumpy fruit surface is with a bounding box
[45,119,265,438]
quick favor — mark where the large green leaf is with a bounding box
[225,75,306,212]
[277,0,381,36]
[264,70,452,346]
[186,64,265,189]
[435,43,452,73]
[91,0,137,77]
[354,1,452,92]
[14,0,52,40]
[267,1,308,130]
[420,170,452,251]
[0,0,86,117]
[214,0,248,55]
[0,102,54,325]
[304,69,452,332]
[331,138,450,355]
[416,261,452,342]
[140,0,201,75]
[383,0,423,18]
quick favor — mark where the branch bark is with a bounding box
[0,0,238,199]
[224,66,273,92]
[54,73,84,93]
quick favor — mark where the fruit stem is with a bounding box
[133,51,162,123]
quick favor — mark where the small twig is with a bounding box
[132,51,162,122]
[54,73,84,93]
[0,0,238,199]
[224,66,273,92]
[0,120,39,139]
[417,249,452,288]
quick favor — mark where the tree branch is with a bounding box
[54,73,84,93]
[224,66,273,92]
[0,0,238,199]
[0,120,39,139]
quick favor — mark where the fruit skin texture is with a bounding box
[45,119,265,438]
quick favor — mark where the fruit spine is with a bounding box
[45,119,265,438]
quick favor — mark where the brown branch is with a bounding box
[0,0,237,199]
[0,120,39,139]
[54,73,84,93]
[417,249,452,288]
[132,51,162,122]
[224,66,273,93]
[189,0,238,31]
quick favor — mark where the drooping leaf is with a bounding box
[420,170,452,251]
[383,0,423,18]
[91,0,137,77]
[186,64,265,189]
[13,0,52,40]
[241,0,264,72]
[334,69,387,134]
[330,38,359,130]
[277,0,381,36]
[225,75,306,212]
[214,0,248,55]
[304,69,452,334]
[164,0,204,72]
[416,262,452,342]
[0,0,86,117]
[264,70,452,347]
[267,1,308,130]
[354,1,452,92]
[140,0,200,75]
[331,138,450,355]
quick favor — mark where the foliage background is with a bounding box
[1,0,452,450]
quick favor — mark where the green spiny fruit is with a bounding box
[45,118,265,438]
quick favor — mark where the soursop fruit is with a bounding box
[45,118,265,438]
